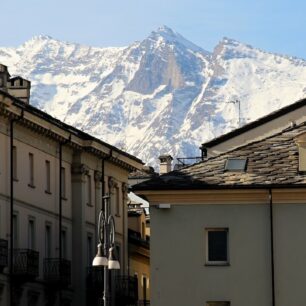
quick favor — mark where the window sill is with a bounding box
[86,203,94,207]
[45,190,52,195]
[205,262,230,267]
[13,178,19,182]
[28,183,36,189]
[61,196,68,201]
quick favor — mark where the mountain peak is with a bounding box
[30,34,54,42]
[148,25,204,53]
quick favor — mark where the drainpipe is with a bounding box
[58,135,71,304]
[9,109,24,306]
[269,189,275,306]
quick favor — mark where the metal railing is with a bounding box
[43,258,71,287]
[87,266,104,288]
[13,249,39,279]
[128,229,150,248]
[0,239,8,272]
[115,275,138,306]
[138,301,150,306]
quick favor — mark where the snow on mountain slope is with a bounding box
[1,26,306,167]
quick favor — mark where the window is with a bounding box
[13,146,17,180]
[86,175,92,206]
[206,302,230,306]
[224,158,247,172]
[142,275,148,300]
[61,167,66,199]
[45,224,51,257]
[28,218,35,249]
[28,153,34,187]
[141,222,146,239]
[206,228,229,265]
[45,160,51,193]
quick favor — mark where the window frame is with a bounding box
[12,146,18,181]
[205,228,229,266]
[224,158,247,172]
[45,160,51,194]
[61,167,66,199]
[28,216,36,250]
[28,153,35,188]
[45,222,52,258]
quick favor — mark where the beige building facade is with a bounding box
[0,64,143,306]
[128,202,150,305]
[134,105,306,306]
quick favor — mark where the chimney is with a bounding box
[7,76,31,104]
[159,155,173,174]
[0,64,10,92]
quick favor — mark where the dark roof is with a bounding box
[0,89,143,165]
[202,97,306,148]
[133,121,306,191]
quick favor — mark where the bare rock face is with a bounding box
[1,27,306,167]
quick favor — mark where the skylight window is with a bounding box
[224,158,247,172]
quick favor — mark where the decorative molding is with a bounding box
[71,163,89,176]
[94,170,102,182]
[108,176,118,191]
[122,183,128,200]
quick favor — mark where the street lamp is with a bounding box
[93,195,120,306]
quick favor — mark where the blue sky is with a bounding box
[2,0,306,58]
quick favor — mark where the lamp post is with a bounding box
[93,195,120,306]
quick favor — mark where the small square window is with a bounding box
[206,228,229,265]
[224,158,247,171]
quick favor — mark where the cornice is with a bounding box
[136,188,306,205]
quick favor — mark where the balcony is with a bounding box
[13,249,39,280]
[128,230,150,248]
[86,272,138,306]
[115,275,138,306]
[43,258,71,287]
[138,301,150,306]
[87,266,104,288]
[0,239,8,272]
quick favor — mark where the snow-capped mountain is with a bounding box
[1,26,306,167]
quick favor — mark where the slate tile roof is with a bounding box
[133,122,306,191]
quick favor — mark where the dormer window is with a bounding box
[224,158,247,172]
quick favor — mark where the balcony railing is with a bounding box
[115,275,138,306]
[128,230,150,248]
[13,249,39,279]
[43,258,71,287]
[0,239,8,272]
[86,272,138,306]
[87,266,104,288]
[138,301,150,306]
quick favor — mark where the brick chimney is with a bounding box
[159,155,173,174]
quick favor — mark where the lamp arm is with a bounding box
[108,215,116,245]
[98,210,106,244]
